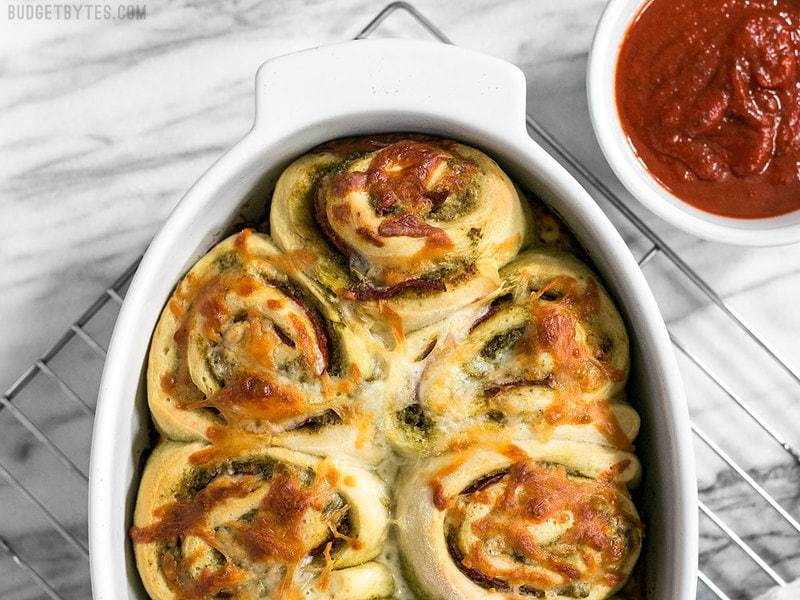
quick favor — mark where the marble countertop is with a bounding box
[2,1,800,599]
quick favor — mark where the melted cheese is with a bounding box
[136,137,644,599]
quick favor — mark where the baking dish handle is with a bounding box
[253,39,528,140]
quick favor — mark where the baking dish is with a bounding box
[88,39,698,599]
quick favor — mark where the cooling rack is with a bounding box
[2,3,799,599]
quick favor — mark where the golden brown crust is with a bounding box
[395,440,643,600]
[387,247,636,456]
[147,229,388,463]
[269,136,535,333]
[131,441,393,600]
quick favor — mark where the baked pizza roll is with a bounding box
[148,229,387,462]
[133,135,647,600]
[389,248,637,454]
[269,135,535,334]
[396,439,643,600]
[130,441,393,600]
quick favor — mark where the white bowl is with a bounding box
[588,0,800,246]
[88,39,698,599]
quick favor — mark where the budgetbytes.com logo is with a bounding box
[7,1,146,21]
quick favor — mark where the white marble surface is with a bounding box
[1,1,800,599]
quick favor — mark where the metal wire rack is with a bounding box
[2,3,799,599]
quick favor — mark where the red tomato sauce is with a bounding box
[616,0,800,219]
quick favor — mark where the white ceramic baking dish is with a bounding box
[88,39,698,599]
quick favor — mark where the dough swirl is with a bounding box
[270,136,534,333]
[396,440,643,600]
[389,248,637,455]
[148,229,386,462]
[131,441,392,600]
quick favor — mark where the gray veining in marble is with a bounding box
[2,1,800,599]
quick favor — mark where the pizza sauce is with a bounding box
[617,0,800,218]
